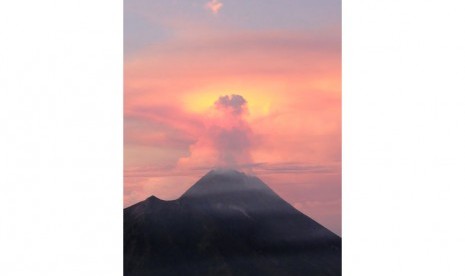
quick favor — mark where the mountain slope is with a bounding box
[124,169,341,276]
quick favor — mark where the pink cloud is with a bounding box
[205,0,223,15]
[178,94,253,170]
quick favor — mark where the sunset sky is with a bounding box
[124,0,341,234]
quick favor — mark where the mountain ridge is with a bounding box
[124,169,341,276]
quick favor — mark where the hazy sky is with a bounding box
[124,0,341,234]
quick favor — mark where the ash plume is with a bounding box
[178,94,254,170]
[212,94,252,168]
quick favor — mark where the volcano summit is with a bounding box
[124,170,341,276]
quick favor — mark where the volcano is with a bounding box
[124,169,341,276]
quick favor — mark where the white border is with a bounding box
[343,0,465,275]
[0,1,123,275]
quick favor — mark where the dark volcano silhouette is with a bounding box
[124,169,341,276]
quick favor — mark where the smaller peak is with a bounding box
[124,195,164,213]
[145,195,162,202]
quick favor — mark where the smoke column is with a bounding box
[178,94,253,170]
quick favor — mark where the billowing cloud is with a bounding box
[205,0,223,15]
[212,95,252,167]
[179,94,253,169]
[215,94,247,115]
